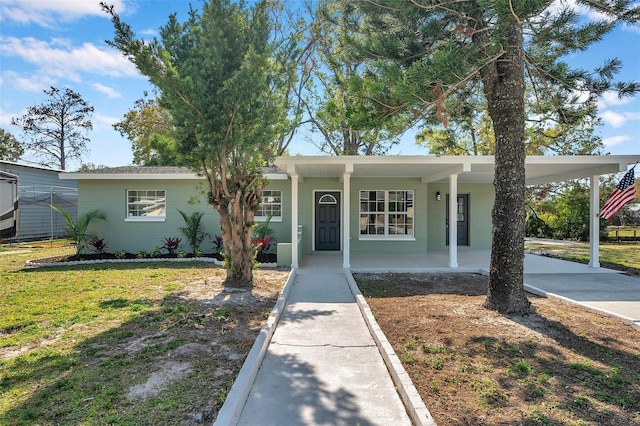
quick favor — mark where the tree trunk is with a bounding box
[212,191,256,289]
[482,21,532,314]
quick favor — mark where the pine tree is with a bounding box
[343,0,639,313]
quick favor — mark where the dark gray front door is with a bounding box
[315,191,340,251]
[446,194,469,246]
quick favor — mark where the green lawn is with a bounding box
[525,241,640,274]
[0,242,284,424]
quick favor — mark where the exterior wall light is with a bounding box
[436,191,441,201]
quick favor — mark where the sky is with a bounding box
[1,0,639,171]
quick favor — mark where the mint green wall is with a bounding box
[78,176,493,256]
[78,179,293,254]
[78,179,218,254]
[290,178,495,256]
[261,179,291,245]
[426,183,494,250]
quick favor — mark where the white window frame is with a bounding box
[125,189,166,222]
[359,190,415,240]
[255,189,283,222]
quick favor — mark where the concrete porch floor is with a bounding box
[349,248,621,274]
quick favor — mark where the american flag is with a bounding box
[599,167,637,220]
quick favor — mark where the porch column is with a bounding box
[342,166,353,269]
[290,172,299,269]
[449,174,458,268]
[589,174,600,268]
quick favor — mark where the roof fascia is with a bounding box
[59,173,201,180]
[421,163,472,183]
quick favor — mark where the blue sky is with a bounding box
[1,0,639,170]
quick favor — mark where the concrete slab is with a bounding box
[524,273,640,324]
[221,250,639,426]
[236,256,413,426]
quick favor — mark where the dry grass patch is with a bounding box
[355,272,640,426]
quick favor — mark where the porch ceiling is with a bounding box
[274,155,640,184]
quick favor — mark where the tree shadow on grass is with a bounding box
[1,285,278,425]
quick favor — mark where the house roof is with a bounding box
[273,155,640,184]
[59,165,288,180]
[58,156,640,184]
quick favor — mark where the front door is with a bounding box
[315,191,340,251]
[446,194,469,246]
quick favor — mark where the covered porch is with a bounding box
[275,155,640,270]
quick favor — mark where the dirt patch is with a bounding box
[76,269,288,425]
[354,272,640,426]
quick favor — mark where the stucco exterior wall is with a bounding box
[290,177,495,256]
[77,174,494,257]
[78,178,293,254]
[79,179,216,254]
[426,182,494,250]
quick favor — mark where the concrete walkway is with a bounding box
[216,251,640,425]
[232,255,419,426]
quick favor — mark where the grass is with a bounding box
[525,240,640,274]
[606,226,640,239]
[0,240,286,424]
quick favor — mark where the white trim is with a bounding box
[255,216,283,223]
[291,174,299,269]
[124,216,166,223]
[61,172,288,181]
[359,236,416,242]
[62,173,201,180]
[126,189,167,220]
[589,175,600,268]
[358,189,415,240]
[318,194,338,204]
[255,189,283,222]
[448,174,458,268]
[343,171,351,269]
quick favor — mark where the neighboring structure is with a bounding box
[60,155,640,268]
[0,161,78,241]
[0,170,19,238]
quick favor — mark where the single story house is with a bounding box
[59,155,640,268]
[1,160,78,241]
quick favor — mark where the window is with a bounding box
[126,190,166,221]
[359,190,414,239]
[255,190,282,222]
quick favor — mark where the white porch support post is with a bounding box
[290,171,300,269]
[448,173,458,268]
[589,174,600,268]
[342,164,353,269]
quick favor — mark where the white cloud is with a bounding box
[0,0,128,27]
[93,112,122,131]
[602,135,631,147]
[0,36,139,81]
[1,69,55,92]
[598,90,634,109]
[92,83,122,99]
[600,110,640,127]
